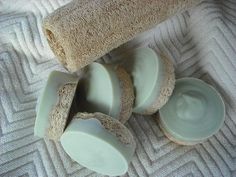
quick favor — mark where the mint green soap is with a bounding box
[159,78,225,145]
[120,47,165,114]
[78,63,121,118]
[34,71,79,138]
[60,115,136,176]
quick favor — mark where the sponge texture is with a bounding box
[47,83,77,140]
[43,0,202,72]
[74,112,136,147]
[115,66,134,123]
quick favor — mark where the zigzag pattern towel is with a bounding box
[0,0,235,176]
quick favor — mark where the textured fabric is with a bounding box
[0,0,236,177]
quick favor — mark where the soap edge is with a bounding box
[143,54,175,115]
[157,115,201,145]
[74,112,136,148]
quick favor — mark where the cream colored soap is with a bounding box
[34,71,79,140]
[77,63,134,123]
[120,47,175,115]
[159,78,225,145]
[60,112,136,176]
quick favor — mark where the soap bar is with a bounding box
[77,62,134,123]
[120,47,175,115]
[34,71,79,140]
[60,112,136,176]
[159,78,225,145]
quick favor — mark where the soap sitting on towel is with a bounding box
[34,71,79,140]
[43,0,202,72]
[77,62,134,123]
[119,47,175,115]
[159,78,225,145]
[60,112,136,176]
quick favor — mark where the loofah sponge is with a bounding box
[47,83,77,140]
[43,0,202,72]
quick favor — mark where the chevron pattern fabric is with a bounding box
[0,0,235,176]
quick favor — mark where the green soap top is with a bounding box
[34,71,78,138]
[60,118,135,176]
[159,78,225,143]
[78,63,121,118]
[120,47,165,113]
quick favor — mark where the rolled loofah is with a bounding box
[43,0,202,72]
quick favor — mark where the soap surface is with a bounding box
[34,71,78,138]
[78,63,121,118]
[159,78,225,144]
[60,114,135,176]
[120,48,165,114]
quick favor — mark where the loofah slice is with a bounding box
[74,112,136,146]
[47,83,77,140]
[114,66,134,123]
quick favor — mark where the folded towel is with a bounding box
[43,0,202,72]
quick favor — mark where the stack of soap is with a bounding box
[34,67,136,176]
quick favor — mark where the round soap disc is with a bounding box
[120,47,175,115]
[60,113,136,176]
[159,78,225,145]
[34,71,79,140]
[77,62,134,123]
[78,63,120,117]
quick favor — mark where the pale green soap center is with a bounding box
[60,118,129,176]
[83,63,121,118]
[122,48,164,113]
[159,78,225,142]
[176,91,207,121]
